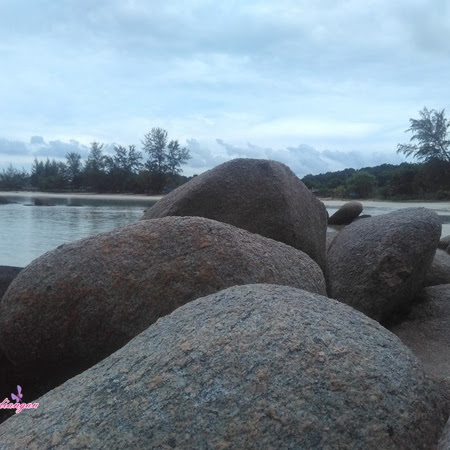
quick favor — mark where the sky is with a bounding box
[1,0,449,177]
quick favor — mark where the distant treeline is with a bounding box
[0,128,193,194]
[301,160,450,200]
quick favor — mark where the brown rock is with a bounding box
[328,200,363,225]
[0,216,325,393]
[142,158,328,271]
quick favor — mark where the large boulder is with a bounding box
[425,249,450,287]
[0,284,446,449]
[141,158,328,271]
[0,216,325,393]
[328,200,363,225]
[327,208,441,323]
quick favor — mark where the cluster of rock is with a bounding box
[0,158,448,448]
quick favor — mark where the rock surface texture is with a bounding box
[328,200,363,225]
[390,284,450,382]
[438,235,450,251]
[0,284,446,449]
[439,416,450,450]
[425,249,450,287]
[327,208,441,322]
[0,216,325,388]
[141,158,328,271]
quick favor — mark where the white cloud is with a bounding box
[0,0,448,171]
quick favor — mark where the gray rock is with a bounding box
[326,229,339,250]
[354,214,372,220]
[328,200,363,225]
[34,197,55,206]
[0,216,325,391]
[327,208,441,322]
[389,284,450,383]
[439,416,450,450]
[0,284,446,450]
[142,158,328,271]
[0,196,10,205]
[438,235,450,250]
[425,249,450,287]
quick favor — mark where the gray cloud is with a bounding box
[214,139,407,178]
[0,136,89,160]
[0,0,448,165]
[0,138,29,155]
[30,136,45,145]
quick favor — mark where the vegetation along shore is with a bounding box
[1,108,450,200]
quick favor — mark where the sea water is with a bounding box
[1,193,449,267]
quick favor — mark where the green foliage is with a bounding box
[4,128,191,194]
[346,171,377,198]
[31,158,67,191]
[66,152,83,189]
[141,128,191,193]
[397,107,450,163]
[302,162,428,199]
[167,140,191,175]
[0,165,29,190]
[107,145,143,192]
[83,142,107,191]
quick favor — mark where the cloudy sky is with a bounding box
[1,0,449,177]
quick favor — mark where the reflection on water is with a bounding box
[1,194,450,267]
[0,194,158,267]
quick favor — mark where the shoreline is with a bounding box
[319,198,450,211]
[0,191,163,202]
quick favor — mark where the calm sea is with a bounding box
[0,193,160,267]
[1,193,449,267]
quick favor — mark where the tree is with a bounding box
[85,142,106,172]
[0,164,29,190]
[108,144,143,192]
[66,152,83,190]
[397,107,450,163]
[30,158,67,190]
[83,142,107,191]
[346,171,377,198]
[142,128,168,174]
[167,140,191,175]
[141,128,190,193]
